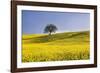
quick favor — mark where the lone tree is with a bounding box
[44,24,58,35]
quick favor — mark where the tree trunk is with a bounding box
[49,32,51,36]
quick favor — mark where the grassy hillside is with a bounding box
[22,31,90,62]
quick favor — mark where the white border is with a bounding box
[17,5,94,68]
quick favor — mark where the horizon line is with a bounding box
[22,30,90,35]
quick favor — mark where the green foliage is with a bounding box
[44,24,58,35]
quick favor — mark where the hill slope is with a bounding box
[22,31,90,62]
[23,31,89,44]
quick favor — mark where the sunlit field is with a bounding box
[22,31,90,62]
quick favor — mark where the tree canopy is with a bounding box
[44,24,58,35]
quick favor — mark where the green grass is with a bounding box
[22,31,90,62]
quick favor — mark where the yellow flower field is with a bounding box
[22,31,90,62]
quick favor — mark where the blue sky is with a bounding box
[22,10,90,34]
